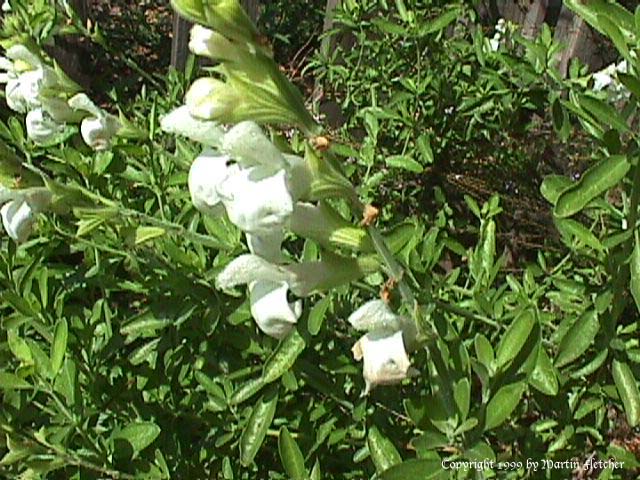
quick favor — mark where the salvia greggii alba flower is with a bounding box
[348,299,418,394]
[68,93,120,150]
[0,186,52,243]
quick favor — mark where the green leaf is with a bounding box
[420,7,460,35]
[453,378,471,422]
[578,95,629,133]
[386,155,423,173]
[554,218,604,251]
[596,14,629,59]
[612,359,640,427]
[195,371,227,412]
[262,329,306,384]
[230,377,266,405]
[368,425,402,473]
[0,372,32,390]
[618,73,640,100]
[484,381,525,431]
[474,334,494,371]
[113,422,161,454]
[540,175,573,205]
[495,310,536,369]
[555,310,600,368]
[379,460,446,479]
[529,348,558,396]
[240,388,279,466]
[630,232,640,314]
[554,155,629,218]
[278,427,307,479]
[50,319,68,377]
[416,134,434,164]
[307,296,330,336]
[7,330,33,365]
[134,226,166,245]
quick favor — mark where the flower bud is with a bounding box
[185,77,239,120]
[189,25,235,60]
[172,0,258,44]
[170,0,206,23]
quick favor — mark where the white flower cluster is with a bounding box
[0,45,120,149]
[488,18,507,52]
[592,60,630,102]
[163,112,328,338]
[165,7,415,393]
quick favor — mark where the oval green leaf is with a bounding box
[555,310,600,368]
[262,330,306,384]
[50,319,68,377]
[496,310,536,369]
[554,155,629,218]
[279,427,307,479]
[379,459,446,480]
[368,425,402,474]
[484,381,525,431]
[240,388,279,466]
[612,359,640,428]
[113,422,161,454]
[529,348,558,396]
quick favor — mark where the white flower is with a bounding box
[68,94,120,150]
[221,121,286,169]
[1,198,35,243]
[0,188,52,243]
[352,330,414,395]
[249,280,302,339]
[160,105,224,147]
[2,0,11,12]
[26,108,65,145]
[348,299,417,394]
[188,149,232,217]
[0,45,57,113]
[217,165,293,234]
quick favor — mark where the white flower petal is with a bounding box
[593,71,613,91]
[188,150,232,217]
[284,154,312,201]
[218,166,293,234]
[80,114,120,150]
[160,105,224,147]
[246,231,285,263]
[347,299,403,332]
[215,254,293,290]
[68,93,103,117]
[221,121,285,169]
[26,108,65,145]
[6,45,42,68]
[352,330,413,394]
[1,197,35,243]
[249,280,301,339]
